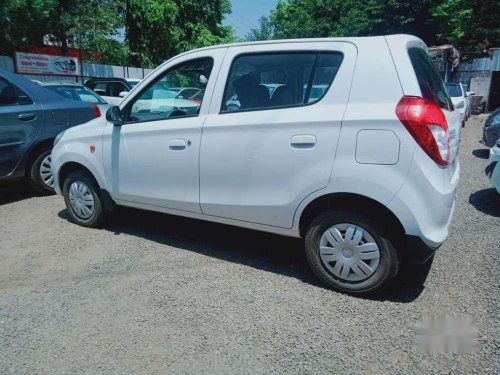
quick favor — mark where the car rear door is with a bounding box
[0,76,43,178]
[200,41,356,228]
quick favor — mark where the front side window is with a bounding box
[0,77,18,105]
[93,83,107,96]
[109,82,127,97]
[221,52,343,113]
[128,57,213,123]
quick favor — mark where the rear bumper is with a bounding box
[401,235,439,264]
[388,149,459,251]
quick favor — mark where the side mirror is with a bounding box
[118,91,128,98]
[106,105,125,126]
[466,91,475,96]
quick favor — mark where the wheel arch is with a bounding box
[58,161,99,192]
[298,192,406,240]
[25,138,54,170]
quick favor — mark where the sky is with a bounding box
[223,0,279,38]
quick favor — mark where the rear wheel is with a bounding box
[29,149,55,195]
[63,170,105,227]
[305,209,399,294]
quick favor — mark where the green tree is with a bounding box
[0,0,56,55]
[245,16,274,41]
[269,0,441,42]
[433,0,500,59]
[0,0,126,63]
[126,0,232,67]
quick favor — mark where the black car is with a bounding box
[0,70,101,194]
[482,108,500,147]
[84,77,140,104]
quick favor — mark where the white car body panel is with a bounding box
[201,41,357,228]
[52,34,460,251]
[488,144,500,194]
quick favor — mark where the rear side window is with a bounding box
[221,52,343,113]
[408,47,452,110]
[0,77,18,105]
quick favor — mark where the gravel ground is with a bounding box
[0,115,499,375]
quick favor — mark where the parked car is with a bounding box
[481,107,500,147]
[0,70,101,194]
[41,81,109,113]
[462,83,473,118]
[445,82,467,126]
[52,35,461,295]
[486,140,500,194]
[84,77,140,105]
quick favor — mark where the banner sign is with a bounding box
[15,52,80,76]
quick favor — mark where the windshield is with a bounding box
[45,85,107,104]
[128,81,140,88]
[445,84,463,97]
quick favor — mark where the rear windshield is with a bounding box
[445,83,462,97]
[408,47,453,111]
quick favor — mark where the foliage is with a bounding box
[433,0,500,60]
[126,0,233,67]
[247,0,500,59]
[1,0,499,67]
[245,16,274,41]
[0,0,232,67]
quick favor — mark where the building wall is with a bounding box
[0,55,154,83]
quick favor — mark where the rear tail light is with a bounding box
[396,96,450,166]
[92,103,101,118]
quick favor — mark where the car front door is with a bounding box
[200,42,356,228]
[0,76,43,178]
[103,49,225,213]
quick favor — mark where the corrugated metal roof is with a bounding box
[458,57,492,72]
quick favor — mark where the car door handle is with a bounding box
[291,135,316,149]
[18,113,37,122]
[169,139,187,150]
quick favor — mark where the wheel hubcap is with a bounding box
[68,181,94,219]
[40,154,54,188]
[319,223,380,282]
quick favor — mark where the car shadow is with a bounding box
[59,206,430,302]
[0,181,37,206]
[469,188,500,218]
[472,149,490,159]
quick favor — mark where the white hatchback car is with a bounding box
[52,35,461,294]
[486,140,500,194]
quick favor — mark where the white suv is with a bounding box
[52,35,460,294]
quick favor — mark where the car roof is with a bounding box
[85,77,128,83]
[155,34,424,71]
[42,81,83,87]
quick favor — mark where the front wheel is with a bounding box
[305,209,399,294]
[63,170,105,227]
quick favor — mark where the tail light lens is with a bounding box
[396,96,450,166]
[92,103,101,118]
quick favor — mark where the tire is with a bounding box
[305,209,399,295]
[28,148,55,195]
[462,120,465,128]
[63,170,105,227]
